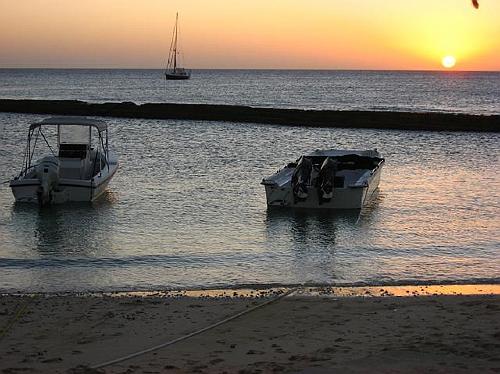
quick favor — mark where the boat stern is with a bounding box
[10,178,41,203]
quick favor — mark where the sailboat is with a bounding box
[165,13,191,80]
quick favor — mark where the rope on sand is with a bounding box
[90,287,299,370]
[0,295,38,342]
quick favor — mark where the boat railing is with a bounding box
[370,158,385,175]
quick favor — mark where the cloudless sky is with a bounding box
[0,0,498,70]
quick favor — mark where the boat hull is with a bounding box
[264,164,383,209]
[10,162,118,204]
[165,73,190,80]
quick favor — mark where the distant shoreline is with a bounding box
[0,99,498,132]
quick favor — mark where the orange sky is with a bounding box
[0,0,498,70]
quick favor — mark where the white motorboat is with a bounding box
[261,149,384,209]
[10,117,118,205]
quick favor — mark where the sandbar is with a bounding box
[1,99,498,132]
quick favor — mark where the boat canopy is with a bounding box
[29,117,108,132]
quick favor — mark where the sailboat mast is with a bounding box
[173,12,178,70]
[165,11,189,79]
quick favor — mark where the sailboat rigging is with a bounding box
[165,12,191,80]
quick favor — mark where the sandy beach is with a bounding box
[1,285,499,373]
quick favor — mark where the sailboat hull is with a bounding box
[165,72,190,80]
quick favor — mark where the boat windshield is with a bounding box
[58,125,90,145]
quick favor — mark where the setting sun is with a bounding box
[442,55,457,68]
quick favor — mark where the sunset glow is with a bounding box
[0,0,498,70]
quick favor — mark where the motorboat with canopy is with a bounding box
[10,117,118,204]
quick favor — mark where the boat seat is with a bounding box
[338,170,364,185]
[59,158,85,179]
[334,176,345,188]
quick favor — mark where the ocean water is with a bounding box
[0,111,499,292]
[0,69,499,115]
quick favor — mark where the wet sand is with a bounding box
[0,285,499,373]
[1,99,499,132]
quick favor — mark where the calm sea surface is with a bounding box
[0,69,499,292]
[0,69,499,114]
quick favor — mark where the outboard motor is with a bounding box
[291,156,312,203]
[317,157,337,204]
[35,156,60,205]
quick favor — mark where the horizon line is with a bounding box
[0,67,499,73]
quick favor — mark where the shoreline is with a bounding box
[1,284,498,373]
[1,99,499,132]
[3,283,500,298]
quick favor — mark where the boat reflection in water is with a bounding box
[8,191,118,291]
[264,192,383,284]
[265,207,361,245]
[264,207,360,279]
[11,190,117,255]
